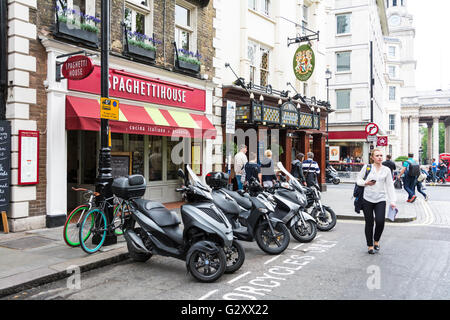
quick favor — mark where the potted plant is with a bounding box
[55,5,100,44]
[125,30,160,61]
[176,48,202,73]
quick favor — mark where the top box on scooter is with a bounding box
[206,172,228,189]
[112,175,147,200]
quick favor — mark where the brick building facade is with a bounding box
[5,0,219,231]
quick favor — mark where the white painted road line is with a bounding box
[294,244,304,249]
[264,255,281,265]
[198,289,219,300]
[227,271,252,284]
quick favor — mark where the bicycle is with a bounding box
[78,194,131,254]
[63,187,126,248]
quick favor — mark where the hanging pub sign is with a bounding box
[62,55,94,80]
[293,44,315,81]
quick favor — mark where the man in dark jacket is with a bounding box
[291,152,306,185]
[382,154,396,176]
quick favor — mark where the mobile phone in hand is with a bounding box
[370,179,376,184]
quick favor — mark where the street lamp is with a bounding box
[325,67,332,159]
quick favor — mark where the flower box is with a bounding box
[177,59,201,73]
[57,21,98,44]
[127,44,156,61]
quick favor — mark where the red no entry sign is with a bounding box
[365,123,379,136]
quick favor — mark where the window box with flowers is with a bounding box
[124,28,161,62]
[55,5,100,45]
[174,44,202,74]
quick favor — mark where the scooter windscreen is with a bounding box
[186,165,213,200]
[276,162,304,192]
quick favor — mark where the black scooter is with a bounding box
[206,173,290,255]
[117,168,238,283]
[326,165,340,185]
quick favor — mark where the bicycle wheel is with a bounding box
[63,205,90,247]
[113,203,125,236]
[79,209,107,254]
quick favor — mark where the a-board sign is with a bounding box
[62,55,94,80]
[100,97,119,120]
[18,130,39,185]
[111,152,132,178]
[0,121,11,212]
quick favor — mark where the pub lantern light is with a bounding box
[260,95,264,102]
[316,107,320,113]
[296,103,301,110]
[278,98,282,105]
[250,92,255,100]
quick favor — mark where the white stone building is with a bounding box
[325,0,389,164]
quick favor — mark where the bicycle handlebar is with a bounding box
[72,187,100,197]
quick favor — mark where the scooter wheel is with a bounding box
[312,206,337,232]
[224,240,245,274]
[332,178,340,185]
[290,220,317,243]
[187,246,226,283]
[255,222,290,255]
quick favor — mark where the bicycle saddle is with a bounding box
[133,199,181,227]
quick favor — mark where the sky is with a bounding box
[408,0,450,91]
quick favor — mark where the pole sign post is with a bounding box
[100,97,119,120]
[365,122,379,136]
[61,55,94,80]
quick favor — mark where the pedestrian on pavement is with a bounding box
[291,152,306,185]
[431,158,438,183]
[260,150,277,188]
[303,152,320,187]
[399,153,420,203]
[234,144,248,190]
[244,152,262,186]
[382,154,396,177]
[356,149,397,255]
[415,167,429,201]
[438,160,447,184]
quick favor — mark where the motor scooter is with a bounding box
[206,173,291,255]
[326,165,341,185]
[117,167,241,283]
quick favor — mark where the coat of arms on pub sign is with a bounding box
[293,44,315,81]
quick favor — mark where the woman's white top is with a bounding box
[356,164,397,205]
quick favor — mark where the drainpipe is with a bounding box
[0,0,7,120]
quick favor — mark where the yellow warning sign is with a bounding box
[100,97,119,120]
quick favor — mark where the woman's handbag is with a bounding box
[394,178,403,189]
[353,164,372,213]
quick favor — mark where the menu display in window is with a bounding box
[18,130,39,185]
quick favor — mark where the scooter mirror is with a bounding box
[177,169,185,180]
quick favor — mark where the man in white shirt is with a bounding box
[234,145,248,190]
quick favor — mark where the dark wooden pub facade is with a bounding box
[222,85,329,191]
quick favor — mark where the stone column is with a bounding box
[433,116,440,161]
[409,116,419,158]
[445,118,450,153]
[401,116,409,156]
[427,123,433,163]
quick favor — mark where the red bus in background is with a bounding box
[439,153,450,182]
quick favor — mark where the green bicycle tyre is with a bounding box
[63,205,91,247]
[79,209,107,254]
[113,204,124,236]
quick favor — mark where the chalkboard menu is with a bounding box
[0,121,11,212]
[111,153,131,178]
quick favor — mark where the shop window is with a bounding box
[82,131,98,184]
[175,3,196,52]
[336,51,351,72]
[130,135,145,175]
[111,132,125,152]
[260,47,270,86]
[336,13,351,34]
[148,136,163,181]
[167,138,182,180]
[388,65,396,78]
[67,130,79,184]
[336,89,351,110]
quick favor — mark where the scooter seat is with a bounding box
[222,189,252,210]
[133,199,181,227]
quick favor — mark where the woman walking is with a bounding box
[356,149,397,254]
[260,150,277,188]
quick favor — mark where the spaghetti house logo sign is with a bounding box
[293,44,315,82]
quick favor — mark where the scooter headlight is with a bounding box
[258,208,269,213]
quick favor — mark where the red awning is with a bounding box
[66,96,216,139]
[328,131,367,140]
